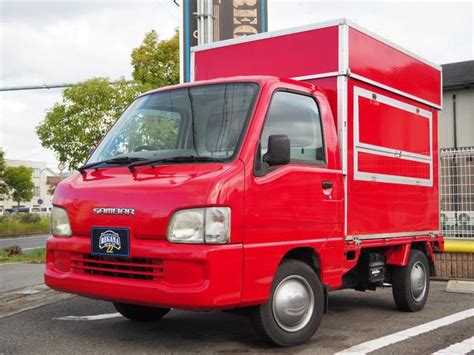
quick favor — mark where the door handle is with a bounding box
[322,181,333,189]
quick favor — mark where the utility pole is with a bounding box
[196,0,214,45]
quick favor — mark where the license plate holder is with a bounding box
[91,227,130,257]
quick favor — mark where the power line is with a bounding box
[0,80,133,93]
[0,83,75,92]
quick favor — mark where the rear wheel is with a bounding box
[392,249,430,312]
[113,302,170,322]
[251,260,324,347]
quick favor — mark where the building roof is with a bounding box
[442,60,474,90]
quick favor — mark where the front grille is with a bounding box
[72,254,163,281]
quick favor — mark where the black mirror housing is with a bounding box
[263,134,290,166]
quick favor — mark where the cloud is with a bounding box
[0,1,180,86]
[1,90,61,166]
[0,0,180,167]
[269,1,473,64]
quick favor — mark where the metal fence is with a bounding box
[440,147,474,240]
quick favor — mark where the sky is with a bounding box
[1,0,473,169]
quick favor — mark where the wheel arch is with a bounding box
[240,243,331,307]
[411,241,436,277]
[281,247,321,279]
[385,241,436,277]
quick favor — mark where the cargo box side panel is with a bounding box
[347,79,439,238]
[348,27,442,108]
[193,26,339,81]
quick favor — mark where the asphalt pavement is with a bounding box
[0,263,45,292]
[0,281,473,354]
[0,234,49,251]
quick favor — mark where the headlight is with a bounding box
[205,207,230,243]
[168,207,230,244]
[51,206,72,237]
[167,209,205,244]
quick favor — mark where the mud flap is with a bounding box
[323,284,328,313]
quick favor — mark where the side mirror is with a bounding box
[263,134,290,166]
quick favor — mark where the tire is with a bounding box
[251,259,324,347]
[113,302,170,322]
[392,249,430,312]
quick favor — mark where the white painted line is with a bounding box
[335,308,474,355]
[0,235,49,242]
[433,336,474,355]
[54,313,122,321]
[15,289,40,295]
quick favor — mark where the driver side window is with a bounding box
[259,91,325,168]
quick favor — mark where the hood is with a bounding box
[53,162,244,240]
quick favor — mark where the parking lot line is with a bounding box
[335,308,474,355]
[53,313,122,321]
[432,336,474,355]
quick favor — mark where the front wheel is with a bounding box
[392,249,430,312]
[251,260,324,347]
[113,302,170,322]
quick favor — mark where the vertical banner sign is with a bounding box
[182,0,268,82]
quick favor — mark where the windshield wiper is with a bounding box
[128,155,225,172]
[78,156,147,173]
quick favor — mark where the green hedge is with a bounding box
[0,214,50,237]
[0,247,46,263]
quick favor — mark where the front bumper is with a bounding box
[44,236,243,310]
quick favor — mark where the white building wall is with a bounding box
[0,159,54,211]
[439,87,474,149]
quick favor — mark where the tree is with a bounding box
[0,149,7,198]
[131,29,179,90]
[36,78,144,170]
[4,166,34,210]
[36,29,180,170]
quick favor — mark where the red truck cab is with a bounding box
[45,19,444,346]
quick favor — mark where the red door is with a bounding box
[246,90,341,243]
[241,88,343,301]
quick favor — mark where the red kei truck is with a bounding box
[45,18,444,346]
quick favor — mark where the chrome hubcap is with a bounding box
[411,261,427,302]
[272,275,314,332]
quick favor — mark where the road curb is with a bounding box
[446,280,474,294]
[0,284,74,319]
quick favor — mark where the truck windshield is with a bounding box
[87,82,258,165]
